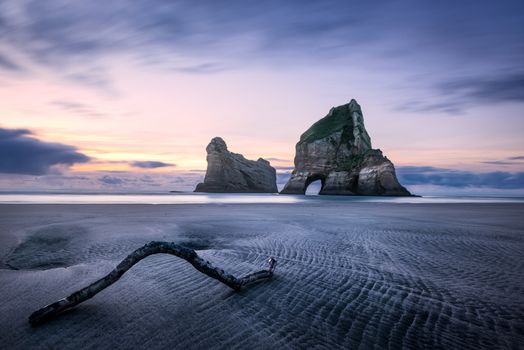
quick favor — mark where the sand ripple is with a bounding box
[0,203,522,349]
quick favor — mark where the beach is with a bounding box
[0,201,523,349]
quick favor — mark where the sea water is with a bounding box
[0,192,523,204]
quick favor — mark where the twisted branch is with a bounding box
[29,241,277,326]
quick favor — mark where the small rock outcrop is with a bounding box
[281,99,411,196]
[195,137,278,193]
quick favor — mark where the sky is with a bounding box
[0,0,523,195]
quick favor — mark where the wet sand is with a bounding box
[0,203,523,349]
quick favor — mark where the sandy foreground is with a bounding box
[0,203,523,349]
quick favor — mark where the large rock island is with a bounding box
[195,137,278,193]
[281,99,411,196]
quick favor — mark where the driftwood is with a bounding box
[29,241,277,326]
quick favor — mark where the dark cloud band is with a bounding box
[0,127,89,175]
[397,166,524,190]
[131,161,175,169]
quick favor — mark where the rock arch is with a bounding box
[281,100,411,196]
[304,174,326,194]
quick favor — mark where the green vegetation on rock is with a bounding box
[299,105,356,144]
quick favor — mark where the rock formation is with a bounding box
[195,137,278,193]
[281,99,411,196]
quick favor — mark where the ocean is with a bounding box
[0,192,523,204]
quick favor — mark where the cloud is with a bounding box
[395,100,465,114]
[98,175,124,185]
[396,166,524,189]
[64,67,113,89]
[398,71,524,114]
[131,161,175,169]
[0,1,378,68]
[0,167,205,192]
[51,100,106,118]
[1,1,522,100]
[174,62,225,74]
[0,52,21,71]
[265,157,292,162]
[481,161,516,165]
[440,73,524,103]
[274,165,295,171]
[139,175,155,183]
[0,0,521,135]
[0,127,89,175]
[481,156,524,166]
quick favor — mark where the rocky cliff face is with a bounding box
[195,137,278,193]
[281,99,411,196]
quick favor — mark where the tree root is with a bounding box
[29,241,277,326]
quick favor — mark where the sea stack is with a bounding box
[195,137,278,193]
[281,99,411,196]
